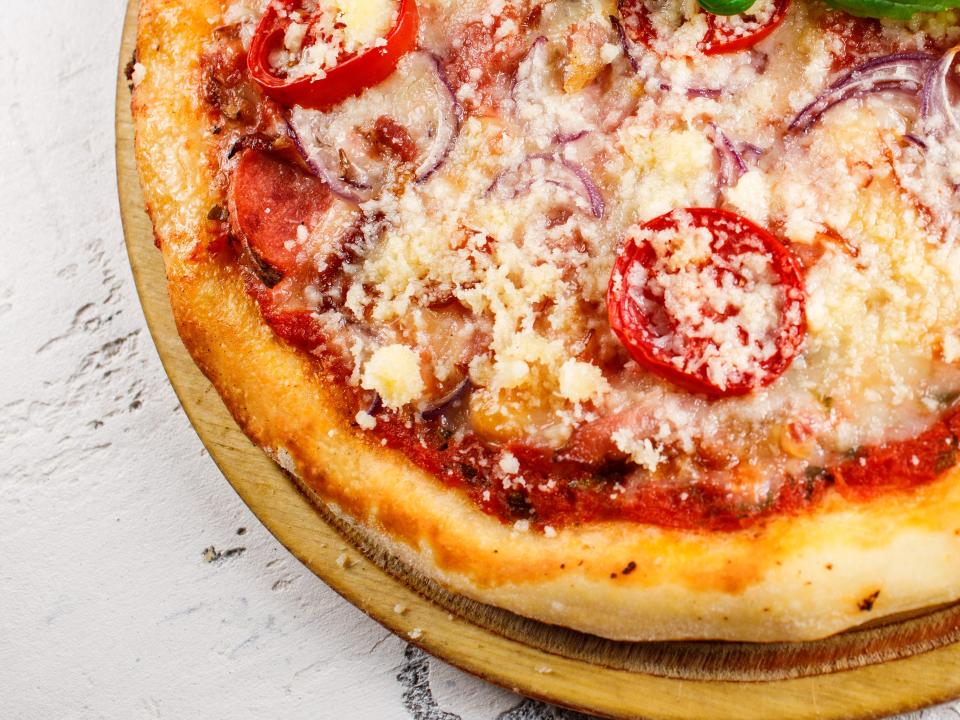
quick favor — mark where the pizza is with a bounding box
[132,0,960,642]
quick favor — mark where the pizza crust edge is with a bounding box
[131,0,960,642]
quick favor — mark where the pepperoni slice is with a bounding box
[618,0,789,56]
[228,148,332,281]
[607,208,806,397]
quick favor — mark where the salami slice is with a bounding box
[228,148,333,280]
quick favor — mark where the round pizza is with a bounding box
[132,0,960,641]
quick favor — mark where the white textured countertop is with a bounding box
[0,2,956,718]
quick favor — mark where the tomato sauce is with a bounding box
[245,289,960,532]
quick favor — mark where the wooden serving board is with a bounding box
[116,2,960,716]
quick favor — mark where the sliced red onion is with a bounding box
[554,129,590,145]
[904,132,928,149]
[688,88,722,99]
[415,54,463,182]
[789,52,934,134]
[486,154,605,219]
[921,46,960,136]
[288,51,462,203]
[564,160,606,219]
[289,125,372,203]
[512,36,631,143]
[610,15,640,73]
[421,378,471,420]
[711,125,747,188]
[512,36,550,104]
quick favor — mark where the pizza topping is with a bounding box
[288,51,461,201]
[421,377,472,419]
[711,124,749,189]
[920,45,960,135]
[825,0,960,21]
[618,0,790,56]
[558,358,609,403]
[361,343,425,409]
[229,148,333,277]
[511,32,637,148]
[699,0,757,16]
[442,1,531,115]
[229,148,363,307]
[608,209,806,396]
[485,153,605,219]
[248,0,419,109]
[790,52,933,133]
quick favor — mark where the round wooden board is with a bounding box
[115,3,960,717]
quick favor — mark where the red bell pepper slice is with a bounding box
[248,0,420,109]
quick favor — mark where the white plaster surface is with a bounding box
[0,2,957,718]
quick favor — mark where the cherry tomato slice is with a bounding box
[248,0,420,110]
[607,208,806,397]
[618,0,789,55]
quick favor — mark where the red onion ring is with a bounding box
[421,378,471,419]
[711,124,748,189]
[921,46,960,136]
[414,54,463,182]
[789,52,933,134]
[486,154,605,219]
[289,123,373,203]
[904,132,928,149]
[610,15,640,73]
[554,129,590,145]
[688,88,722,99]
[288,51,461,203]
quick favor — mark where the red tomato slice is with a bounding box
[248,0,420,110]
[607,208,806,397]
[618,0,789,56]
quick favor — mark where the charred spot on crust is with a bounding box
[124,49,138,90]
[621,561,637,575]
[858,590,880,612]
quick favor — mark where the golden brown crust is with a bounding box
[133,0,960,641]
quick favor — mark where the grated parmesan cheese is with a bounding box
[558,359,608,403]
[361,344,425,410]
[611,430,665,473]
